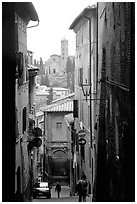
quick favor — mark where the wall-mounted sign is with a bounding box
[32,127,42,137]
[79,138,86,145]
[77,129,86,137]
[33,138,42,147]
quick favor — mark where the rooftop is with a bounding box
[40,93,75,112]
[69,4,96,30]
[41,100,73,113]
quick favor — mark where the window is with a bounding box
[56,122,62,129]
[102,47,106,69]
[88,105,92,129]
[89,147,91,168]
[22,107,26,134]
[53,150,66,158]
[78,68,83,86]
[17,52,27,85]
[81,27,83,44]
[17,15,26,33]
[73,100,78,118]
[25,55,28,81]
[76,31,80,47]
[81,101,84,121]
[92,158,94,182]
[81,145,85,161]
[88,66,90,84]
[16,108,19,139]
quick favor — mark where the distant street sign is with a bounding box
[77,129,86,137]
[79,138,86,145]
[33,138,42,147]
[32,127,42,137]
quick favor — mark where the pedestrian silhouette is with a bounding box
[76,175,88,202]
[55,182,61,198]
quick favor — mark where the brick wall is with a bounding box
[96,2,135,201]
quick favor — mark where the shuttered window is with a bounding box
[22,107,26,134]
[88,66,90,84]
[78,68,83,86]
[56,122,62,129]
[81,145,85,161]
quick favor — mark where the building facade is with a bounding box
[2,2,39,201]
[44,39,74,88]
[41,94,74,189]
[44,54,66,87]
[95,2,135,201]
[70,2,135,201]
[45,54,61,75]
[69,5,97,198]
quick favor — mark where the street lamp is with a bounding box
[81,84,91,102]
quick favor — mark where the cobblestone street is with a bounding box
[32,186,92,202]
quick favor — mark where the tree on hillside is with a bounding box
[40,73,50,86]
[66,57,71,72]
[47,86,53,105]
[66,57,75,92]
[40,75,46,85]
[45,73,50,86]
[38,57,45,76]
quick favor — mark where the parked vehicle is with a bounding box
[33,182,51,199]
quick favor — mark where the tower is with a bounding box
[61,38,68,72]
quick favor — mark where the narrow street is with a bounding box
[32,186,92,202]
[2,2,135,202]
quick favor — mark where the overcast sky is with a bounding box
[27,0,97,62]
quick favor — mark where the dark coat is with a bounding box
[76,179,88,195]
[55,184,61,192]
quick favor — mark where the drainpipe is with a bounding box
[27,20,39,29]
[84,15,93,198]
[43,111,46,181]
[93,3,98,201]
[89,15,93,201]
[96,3,98,92]
[73,117,77,195]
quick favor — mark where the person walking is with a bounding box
[76,175,88,202]
[55,182,61,198]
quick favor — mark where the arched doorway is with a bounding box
[51,150,70,185]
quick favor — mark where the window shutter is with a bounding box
[88,66,90,84]
[73,100,78,118]
[18,52,23,85]
[22,107,26,134]
[78,68,83,86]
